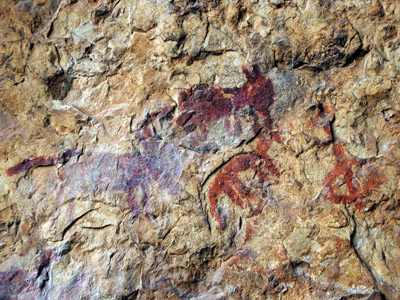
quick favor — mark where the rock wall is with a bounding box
[1,0,400,299]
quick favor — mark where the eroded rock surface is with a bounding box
[1,0,400,299]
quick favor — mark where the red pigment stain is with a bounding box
[0,249,52,300]
[229,250,252,269]
[6,150,80,176]
[226,250,263,272]
[322,143,385,207]
[191,66,281,229]
[137,105,175,130]
[7,65,275,222]
[336,237,346,252]
[6,157,58,176]
[245,226,254,241]
[208,132,281,229]
[245,219,260,242]
[176,65,275,136]
[354,198,367,211]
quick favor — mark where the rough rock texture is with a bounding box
[1,0,400,299]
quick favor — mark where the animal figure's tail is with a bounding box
[6,149,81,176]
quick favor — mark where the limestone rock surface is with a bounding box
[1,0,400,299]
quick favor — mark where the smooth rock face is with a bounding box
[1,1,399,299]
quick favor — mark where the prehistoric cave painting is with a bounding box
[7,138,182,218]
[208,132,282,229]
[6,65,386,228]
[176,65,274,133]
[3,66,278,229]
[6,149,81,176]
[133,65,284,228]
[174,65,275,148]
[322,143,385,209]
[175,65,282,229]
[7,65,280,227]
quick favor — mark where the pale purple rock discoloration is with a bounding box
[8,139,182,218]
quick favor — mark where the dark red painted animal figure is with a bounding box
[176,65,274,139]
[174,65,282,228]
[322,143,385,208]
[208,132,282,229]
[6,65,281,227]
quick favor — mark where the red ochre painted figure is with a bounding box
[208,132,282,229]
[322,143,385,210]
[176,65,274,138]
[175,65,282,228]
[6,65,386,229]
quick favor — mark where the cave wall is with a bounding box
[1,0,400,299]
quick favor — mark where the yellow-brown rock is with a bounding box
[1,0,399,299]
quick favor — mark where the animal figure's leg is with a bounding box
[209,176,244,229]
[127,189,141,218]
